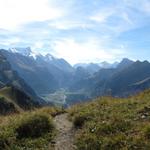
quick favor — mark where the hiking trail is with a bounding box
[53,113,76,150]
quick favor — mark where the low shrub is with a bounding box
[16,113,54,139]
[73,115,88,128]
[0,106,59,149]
[0,137,8,149]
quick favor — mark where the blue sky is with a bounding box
[0,0,150,64]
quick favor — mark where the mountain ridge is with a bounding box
[1,47,150,106]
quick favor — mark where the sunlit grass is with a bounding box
[0,106,63,150]
[68,89,150,150]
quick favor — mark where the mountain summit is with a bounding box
[9,47,43,59]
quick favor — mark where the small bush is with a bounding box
[16,113,54,139]
[73,115,87,128]
[0,137,8,149]
[0,107,58,149]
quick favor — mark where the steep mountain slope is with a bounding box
[0,48,74,96]
[117,58,134,70]
[35,53,74,88]
[0,96,17,115]
[99,61,118,68]
[9,47,37,58]
[74,63,101,74]
[69,58,133,96]
[2,47,150,105]
[44,54,74,73]
[0,86,39,109]
[102,60,150,96]
[0,52,43,105]
[70,58,150,99]
[0,86,39,113]
[74,61,119,74]
[9,47,74,73]
[69,67,115,96]
[0,49,59,95]
[131,77,150,91]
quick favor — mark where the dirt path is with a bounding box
[53,113,76,150]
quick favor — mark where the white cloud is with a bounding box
[51,38,126,64]
[48,20,92,30]
[122,12,133,25]
[0,0,149,64]
[32,42,44,50]
[89,4,136,36]
[0,37,20,46]
[123,0,150,13]
[141,0,150,14]
[0,0,65,30]
[90,8,115,23]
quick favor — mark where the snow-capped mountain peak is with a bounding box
[9,47,58,62]
[9,47,32,55]
[45,53,55,61]
[9,47,41,59]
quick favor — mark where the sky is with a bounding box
[0,0,150,64]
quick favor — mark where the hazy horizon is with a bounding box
[0,0,150,64]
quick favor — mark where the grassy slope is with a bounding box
[0,106,64,150]
[68,89,150,150]
[0,86,65,149]
[0,86,40,113]
[0,87,21,114]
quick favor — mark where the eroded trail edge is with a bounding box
[53,113,76,150]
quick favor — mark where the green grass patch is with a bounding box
[68,90,150,150]
[0,106,62,150]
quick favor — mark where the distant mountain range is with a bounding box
[1,48,73,96]
[74,61,119,74]
[0,47,150,106]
